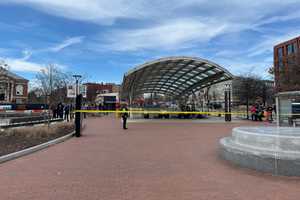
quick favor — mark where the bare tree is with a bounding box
[233,70,274,119]
[28,89,44,104]
[268,65,275,80]
[35,64,73,106]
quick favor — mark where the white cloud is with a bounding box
[49,36,84,52]
[247,31,300,57]
[100,18,228,51]
[3,0,299,25]
[21,49,32,60]
[3,57,44,72]
[4,0,149,25]
[1,57,67,73]
[214,57,272,79]
[0,36,78,73]
[254,12,300,27]
[2,0,300,77]
[3,0,300,53]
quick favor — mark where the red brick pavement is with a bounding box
[1,117,300,200]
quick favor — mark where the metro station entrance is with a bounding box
[75,56,234,136]
[120,56,234,120]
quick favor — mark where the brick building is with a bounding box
[274,36,300,92]
[274,36,300,125]
[84,82,120,103]
[0,66,28,104]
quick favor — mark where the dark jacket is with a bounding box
[121,107,129,118]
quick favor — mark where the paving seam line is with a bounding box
[0,131,75,164]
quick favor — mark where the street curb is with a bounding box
[0,131,75,164]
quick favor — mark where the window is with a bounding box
[16,85,24,96]
[287,44,294,55]
[294,42,298,53]
[278,47,283,59]
[278,60,284,71]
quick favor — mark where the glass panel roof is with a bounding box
[121,56,233,99]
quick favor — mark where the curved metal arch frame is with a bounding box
[121,56,233,100]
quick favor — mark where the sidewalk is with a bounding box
[0,117,299,200]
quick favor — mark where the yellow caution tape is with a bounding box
[73,109,300,116]
[74,110,246,115]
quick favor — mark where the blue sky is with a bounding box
[0,0,300,86]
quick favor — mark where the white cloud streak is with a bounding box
[102,18,228,51]
[4,0,300,25]
[247,31,300,57]
[0,36,81,73]
[49,36,84,52]
[3,0,148,25]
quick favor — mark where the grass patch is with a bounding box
[0,122,74,157]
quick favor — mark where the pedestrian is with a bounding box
[267,105,273,122]
[257,105,263,121]
[250,104,257,121]
[70,104,74,120]
[64,104,70,122]
[51,104,57,119]
[57,103,64,119]
[121,104,129,130]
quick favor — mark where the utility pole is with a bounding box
[73,74,82,137]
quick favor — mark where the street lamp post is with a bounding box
[224,83,232,122]
[73,74,82,137]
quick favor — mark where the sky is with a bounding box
[0,0,300,86]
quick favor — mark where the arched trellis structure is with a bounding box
[121,56,234,101]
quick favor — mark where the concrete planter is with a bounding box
[220,127,300,176]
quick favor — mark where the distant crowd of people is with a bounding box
[51,103,74,122]
[250,104,275,122]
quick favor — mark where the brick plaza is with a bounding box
[1,117,300,200]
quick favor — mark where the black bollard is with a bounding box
[75,94,82,137]
[224,90,232,122]
[225,90,228,121]
[228,89,232,122]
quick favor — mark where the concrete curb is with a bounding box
[0,131,75,164]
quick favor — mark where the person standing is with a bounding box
[70,104,74,120]
[64,104,70,122]
[267,105,273,122]
[121,104,129,130]
[57,103,64,119]
[250,105,257,121]
[257,105,263,121]
[51,104,57,119]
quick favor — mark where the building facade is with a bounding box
[274,36,300,92]
[204,78,274,109]
[84,82,120,103]
[0,66,29,104]
[274,36,300,125]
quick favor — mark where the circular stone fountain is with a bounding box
[219,127,300,176]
